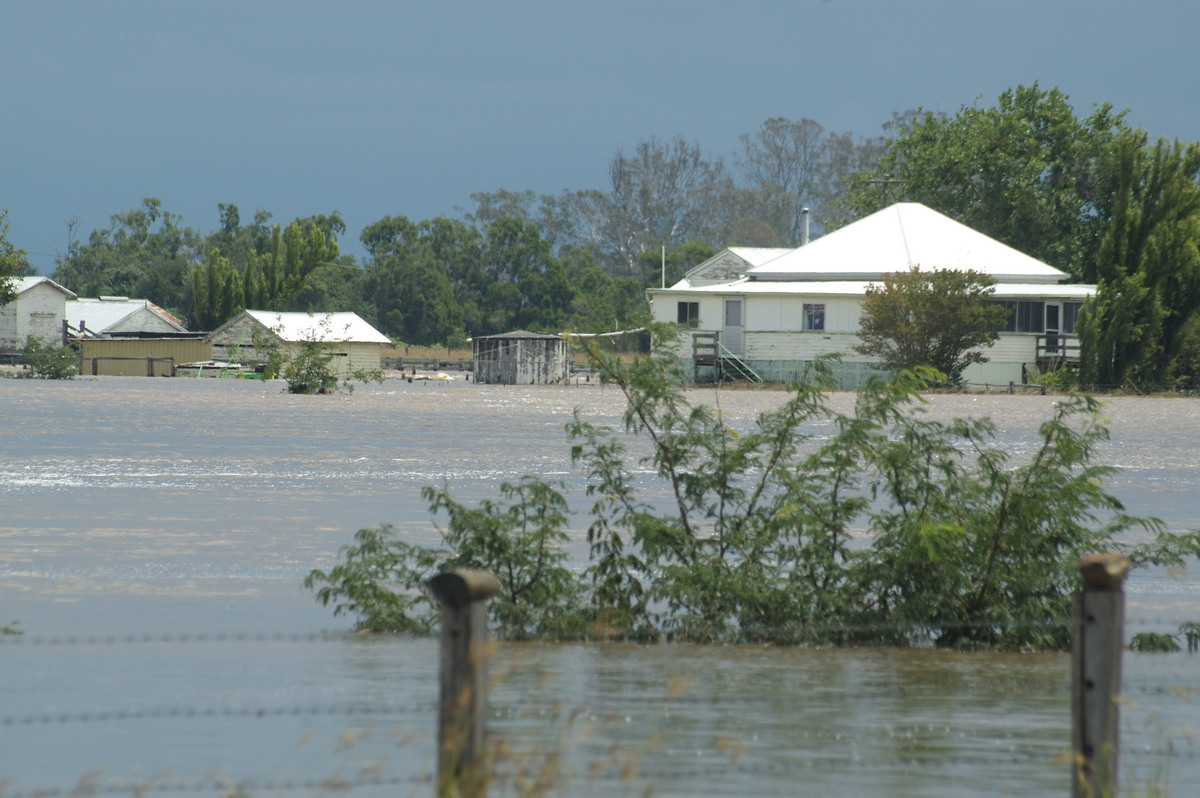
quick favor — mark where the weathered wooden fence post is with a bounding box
[428,569,502,798]
[1072,553,1130,798]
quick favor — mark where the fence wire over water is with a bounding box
[5,378,1200,796]
[2,619,1198,798]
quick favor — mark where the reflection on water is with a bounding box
[2,377,1199,796]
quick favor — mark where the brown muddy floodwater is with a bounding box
[1,376,1198,796]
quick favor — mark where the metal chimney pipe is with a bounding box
[801,207,810,246]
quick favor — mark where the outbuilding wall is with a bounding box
[473,335,570,385]
[0,283,68,353]
[80,339,212,376]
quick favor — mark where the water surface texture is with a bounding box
[2,378,1198,796]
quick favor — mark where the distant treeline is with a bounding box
[45,119,886,346]
[39,85,1200,387]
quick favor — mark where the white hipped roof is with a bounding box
[243,310,390,344]
[748,203,1069,284]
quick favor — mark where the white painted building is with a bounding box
[0,276,76,354]
[648,203,1094,387]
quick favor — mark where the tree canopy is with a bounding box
[0,210,31,307]
[839,85,1127,281]
[855,266,1009,386]
[28,92,1200,370]
[307,336,1200,649]
[1079,130,1200,387]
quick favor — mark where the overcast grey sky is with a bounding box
[4,0,1198,274]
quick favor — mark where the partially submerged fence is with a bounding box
[1,556,1194,797]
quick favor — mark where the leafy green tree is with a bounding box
[16,336,77,379]
[632,240,716,289]
[308,331,1200,649]
[855,266,1009,386]
[271,317,384,395]
[52,198,201,318]
[1079,130,1200,387]
[191,249,244,330]
[561,246,648,334]
[287,258,367,316]
[242,219,340,311]
[0,209,29,307]
[305,480,586,639]
[304,525,441,633]
[481,216,573,333]
[423,479,586,639]
[840,85,1127,280]
[191,214,344,329]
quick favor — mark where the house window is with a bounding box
[994,300,1045,333]
[677,301,700,328]
[803,303,825,331]
[1062,301,1082,334]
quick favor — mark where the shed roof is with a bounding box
[14,276,76,298]
[240,310,390,343]
[472,330,564,340]
[66,297,187,335]
[748,203,1068,284]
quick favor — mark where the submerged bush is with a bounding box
[16,336,76,379]
[307,327,1200,649]
[1129,632,1182,653]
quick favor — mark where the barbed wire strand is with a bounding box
[1,614,1192,648]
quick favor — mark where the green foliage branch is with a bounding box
[15,336,77,379]
[0,209,29,307]
[271,319,384,395]
[307,327,1200,650]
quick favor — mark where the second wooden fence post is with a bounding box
[428,569,502,798]
[1071,553,1130,798]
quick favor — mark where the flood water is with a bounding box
[2,376,1199,797]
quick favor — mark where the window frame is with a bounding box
[803,302,825,332]
[677,301,700,328]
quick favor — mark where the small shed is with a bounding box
[0,276,76,355]
[472,331,570,385]
[207,309,390,376]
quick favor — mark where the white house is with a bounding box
[207,310,391,376]
[648,203,1094,387]
[0,276,76,354]
[66,296,189,338]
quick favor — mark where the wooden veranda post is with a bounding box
[428,569,502,798]
[1071,553,1130,798]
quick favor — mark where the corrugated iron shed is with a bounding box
[472,331,570,385]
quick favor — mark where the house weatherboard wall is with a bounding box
[207,310,390,376]
[648,203,1095,387]
[0,277,76,355]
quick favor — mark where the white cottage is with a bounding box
[0,276,76,354]
[207,310,390,376]
[648,203,1094,387]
